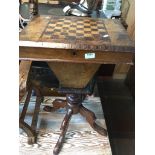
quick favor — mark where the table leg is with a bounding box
[19,85,42,144]
[80,105,107,136]
[20,87,35,144]
[20,121,36,144]
[53,108,73,155]
[43,99,67,112]
[31,87,42,132]
[29,0,38,18]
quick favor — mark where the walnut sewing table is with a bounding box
[19,15,134,155]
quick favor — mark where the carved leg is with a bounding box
[79,105,107,136]
[43,99,67,112]
[53,108,73,155]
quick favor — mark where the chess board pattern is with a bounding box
[20,15,134,52]
[41,16,111,42]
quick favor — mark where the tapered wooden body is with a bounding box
[48,62,100,88]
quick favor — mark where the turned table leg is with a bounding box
[53,108,73,155]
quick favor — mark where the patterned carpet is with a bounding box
[19,96,112,155]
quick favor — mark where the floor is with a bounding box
[19,96,112,155]
[20,3,135,155]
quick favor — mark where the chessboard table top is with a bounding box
[19,15,134,53]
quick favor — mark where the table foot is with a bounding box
[53,108,73,155]
[43,99,67,112]
[43,105,54,112]
[20,121,36,144]
[80,105,107,136]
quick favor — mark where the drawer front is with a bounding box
[19,46,134,65]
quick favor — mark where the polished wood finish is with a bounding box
[20,15,134,54]
[19,15,134,65]
[20,47,134,64]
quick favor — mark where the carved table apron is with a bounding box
[19,15,134,155]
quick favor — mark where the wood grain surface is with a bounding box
[19,15,134,65]
[19,15,134,52]
[19,46,134,64]
[47,62,100,88]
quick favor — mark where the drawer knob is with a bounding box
[72,51,77,56]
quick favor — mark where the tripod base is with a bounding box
[53,94,107,155]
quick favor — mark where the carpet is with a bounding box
[19,96,112,155]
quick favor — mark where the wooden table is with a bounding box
[19,15,134,155]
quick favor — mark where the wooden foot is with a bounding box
[43,105,54,112]
[43,99,67,112]
[19,121,36,144]
[80,105,107,136]
[53,108,73,155]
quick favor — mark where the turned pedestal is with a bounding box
[44,62,107,155]
[51,93,107,155]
